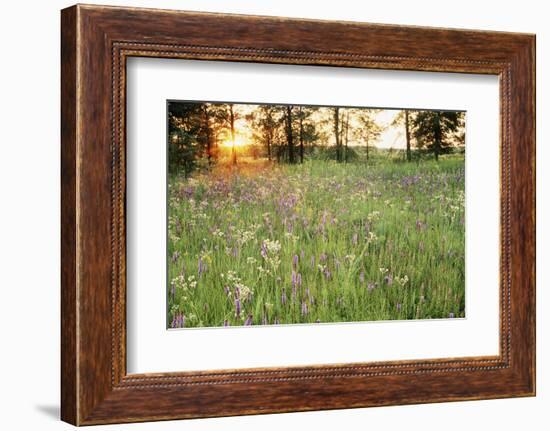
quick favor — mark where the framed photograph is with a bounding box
[61,4,536,425]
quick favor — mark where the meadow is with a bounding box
[167,153,465,328]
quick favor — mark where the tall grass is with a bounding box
[167,155,465,328]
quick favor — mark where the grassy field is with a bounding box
[167,155,465,328]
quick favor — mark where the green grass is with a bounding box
[167,155,465,328]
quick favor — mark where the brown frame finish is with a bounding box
[61,4,536,426]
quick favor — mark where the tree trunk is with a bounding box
[229,104,237,165]
[203,106,212,165]
[433,111,442,162]
[265,110,273,161]
[333,107,340,162]
[286,105,295,163]
[344,111,350,163]
[405,110,411,162]
[299,107,304,163]
[339,111,345,160]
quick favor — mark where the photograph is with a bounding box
[167,101,466,328]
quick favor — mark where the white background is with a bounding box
[127,58,499,373]
[0,0,547,430]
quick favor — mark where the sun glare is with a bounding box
[222,136,248,148]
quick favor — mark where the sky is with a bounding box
[228,103,408,150]
[374,109,404,149]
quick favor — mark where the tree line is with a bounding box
[168,101,465,176]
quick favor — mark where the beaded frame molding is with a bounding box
[61,4,535,425]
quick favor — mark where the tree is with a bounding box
[333,107,342,162]
[354,109,384,161]
[298,106,305,163]
[344,110,350,163]
[453,112,466,149]
[295,106,320,163]
[168,102,204,177]
[211,103,240,164]
[200,104,214,165]
[412,110,463,161]
[229,104,237,165]
[405,110,411,161]
[274,124,287,163]
[391,110,416,161]
[285,105,295,163]
[251,105,280,161]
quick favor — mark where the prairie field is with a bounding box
[167,155,465,328]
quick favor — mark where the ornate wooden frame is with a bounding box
[61,4,536,425]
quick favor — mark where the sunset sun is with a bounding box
[222,136,249,148]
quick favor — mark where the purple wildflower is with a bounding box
[296,272,302,287]
[281,288,287,305]
[183,185,194,198]
[401,175,421,187]
[171,312,185,328]
[244,314,253,326]
[223,285,230,296]
[235,297,241,318]
[260,241,268,259]
[320,253,327,263]
[292,254,299,269]
[396,303,402,312]
[449,312,455,318]
[223,319,230,327]
[306,287,314,304]
[301,301,308,316]
[367,282,376,292]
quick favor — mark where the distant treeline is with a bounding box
[168,102,465,176]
